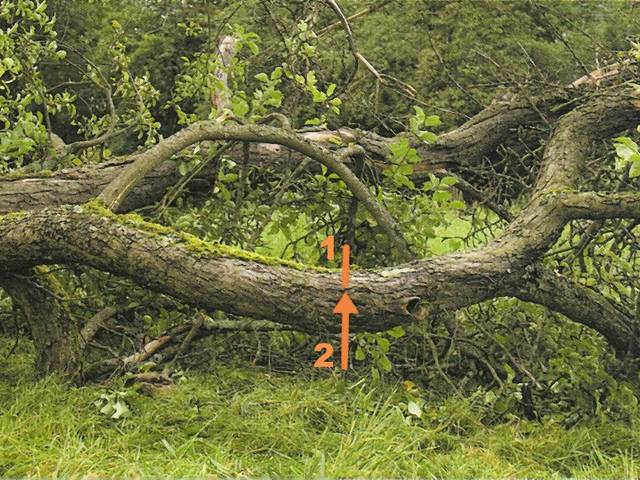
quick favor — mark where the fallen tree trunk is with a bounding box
[0,186,637,355]
[0,90,567,215]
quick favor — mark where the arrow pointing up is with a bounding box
[333,292,358,315]
[334,292,358,370]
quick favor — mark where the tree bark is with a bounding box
[0,91,566,216]
[1,268,82,377]
[0,84,638,369]
[0,197,637,355]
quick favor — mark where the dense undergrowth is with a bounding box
[1,337,639,478]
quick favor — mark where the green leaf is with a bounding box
[629,160,640,178]
[378,355,392,372]
[247,41,259,55]
[271,67,283,80]
[220,173,239,183]
[440,175,458,186]
[312,90,326,103]
[424,115,442,127]
[100,402,115,416]
[376,336,390,353]
[305,117,322,126]
[615,143,636,160]
[355,346,365,361]
[419,131,438,143]
[231,97,249,117]
[396,174,415,189]
[613,136,639,151]
[397,163,414,175]
[387,326,405,338]
[413,106,426,123]
[111,400,130,419]
[306,70,317,87]
[388,138,410,162]
[254,73,269,82]
[407,401,422,418]
[433,190,452,202]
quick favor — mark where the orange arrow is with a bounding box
[333,292,358,370]
[341,244,350,288]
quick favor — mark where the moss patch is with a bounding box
[0,210,29,222]
[81,200,332,273]
[3,168,54,179]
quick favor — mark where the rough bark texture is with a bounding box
[0,197,637,354]
[0,92,565,216]
[1,268,82,376]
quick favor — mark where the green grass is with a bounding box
[1,337,639,478]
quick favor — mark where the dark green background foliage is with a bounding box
[43,0,640,134]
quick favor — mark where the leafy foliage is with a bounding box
[0,0,70,168]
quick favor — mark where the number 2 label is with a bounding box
[313,342,334,368]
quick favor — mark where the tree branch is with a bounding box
[97,121,414,260]
[0,94,558,216]
[558,191,640,220]
[0,200,636,355]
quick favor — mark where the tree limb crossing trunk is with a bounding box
[0,83,639,372]
[0,93,561,216]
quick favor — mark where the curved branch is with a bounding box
[0,91,570,216]
[98,121,414,260]
[479,91,640,271]
[510,268,636,356]
[1,86,638,362]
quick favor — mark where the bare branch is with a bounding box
[317,0,393,36]
[558,191,640,220]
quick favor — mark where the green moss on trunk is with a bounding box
[81,200,332,272]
